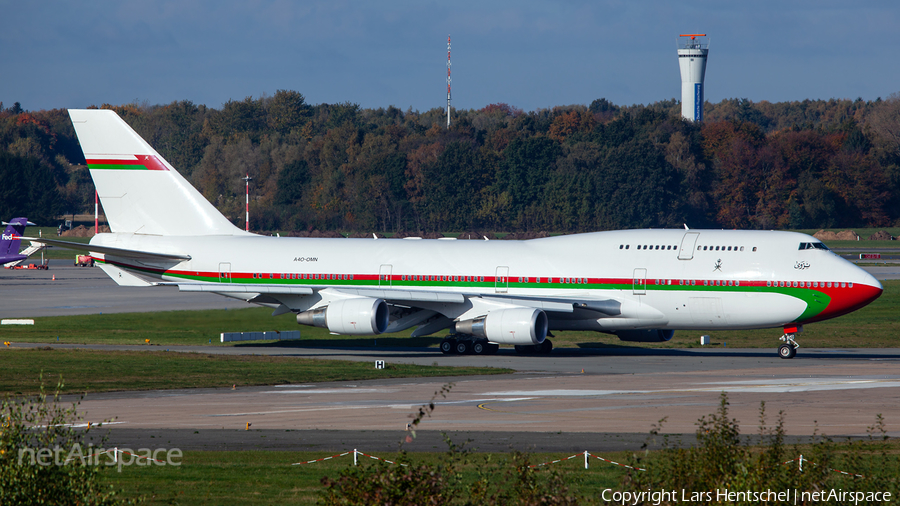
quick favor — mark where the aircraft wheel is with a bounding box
[456,340,471,355]
[514,345,531,355]
[440,338,456,355]
[778,343,796,359]
[486,343,500,355]
[472,341,485,355]
[537,339,553,355]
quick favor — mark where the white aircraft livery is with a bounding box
[38,109,883,359]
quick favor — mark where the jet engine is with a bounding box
[296,297,389,335]
[455,308,548,345]
[614,329,674,342]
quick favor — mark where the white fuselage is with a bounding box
[91,228,882,333]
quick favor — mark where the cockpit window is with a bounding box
[798,242,830,251]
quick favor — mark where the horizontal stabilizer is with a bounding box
[24,237,190,261]
[98,263,155,287]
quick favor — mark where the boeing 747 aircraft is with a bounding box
[32,109,883,359]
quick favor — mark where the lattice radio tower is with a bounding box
[446,35,451,128]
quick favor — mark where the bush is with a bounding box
[319,382,578,505]
[623,392,899,504]
[319,445,578,506]
[0,375,127,505]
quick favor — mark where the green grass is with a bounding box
[792,226,900,237]
[0,348,510,395]
[95,439,900,505]
[788,227,900,250]
[0,306,413,347]
[824,240,899,250]
[98,449,629,505]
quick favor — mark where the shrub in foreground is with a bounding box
[623,392,899,505]
[0,376,128,505]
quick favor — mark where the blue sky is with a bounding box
[2,1,898,112]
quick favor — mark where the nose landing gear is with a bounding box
[778,325,802,359]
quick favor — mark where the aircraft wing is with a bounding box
[146,277,629,339]
[172,283,314,295]
[169,282,612,317]
[331,287,466,304]
[24,237,191,261]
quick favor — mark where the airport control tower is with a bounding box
[677,34,709,121]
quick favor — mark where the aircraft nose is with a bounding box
[848,265,883,310]
[864,270,882,292]
[804,262,883,324]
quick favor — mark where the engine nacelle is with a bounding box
[296,297,389,335]
[455,308,548,345]
[614,329,674,342]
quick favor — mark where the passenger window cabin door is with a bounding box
[495,266,509,293]
[678,232,700,260]
[379,264,392,287]
[633,268,647,295]
[218,262,232,283]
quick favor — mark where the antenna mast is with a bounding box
[446,35,451,128]
[242,174,253,232]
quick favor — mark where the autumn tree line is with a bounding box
[1,91,899,233]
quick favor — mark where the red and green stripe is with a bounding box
[86,155,168,171]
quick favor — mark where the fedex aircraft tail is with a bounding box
[1,218,28,262]
[68,109,244,237]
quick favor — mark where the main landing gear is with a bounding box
[440,334,499,355]
[778,325,802,359]
[439,334,554,356]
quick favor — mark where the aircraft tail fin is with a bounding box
[1,218,28,260]
[68,109,245,237]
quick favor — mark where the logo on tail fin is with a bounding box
[86,155,168,171]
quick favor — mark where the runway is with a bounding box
[0,259,248,318]
[63,347,900,448]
